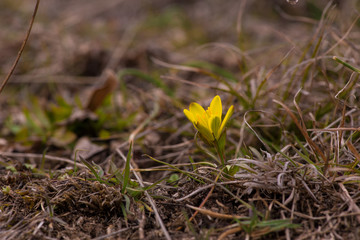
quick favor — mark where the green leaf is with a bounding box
[167,174,180,184]
[80,156,106,184]
[223,165,240,177]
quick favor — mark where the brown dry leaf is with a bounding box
[86,69,118,112]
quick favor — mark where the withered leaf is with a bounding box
[86,69,118,112]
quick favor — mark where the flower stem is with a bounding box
[214,141,225,166]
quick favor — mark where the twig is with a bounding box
[187,205,246,219]
[0,0,40,95]
[308,127,360,132]
[0,152,86,168]
[218,226,242,240]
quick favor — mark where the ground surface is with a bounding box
[1,0,360,239]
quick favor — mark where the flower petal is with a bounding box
[190,102,210,129]
[189,102,206,117]
[209,95,222,121]
[218,105,234,135]
[184,109,196,124]
[209,116,221,140]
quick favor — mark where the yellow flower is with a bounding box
[184,95,234,143]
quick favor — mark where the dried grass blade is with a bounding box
[218,227,242,240]
[186,205,247,220]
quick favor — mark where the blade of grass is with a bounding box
[291,145,323,174]
[333,56,360,74]
[122,141,133,193]
[79,156,107,184]
[40,147,48,172]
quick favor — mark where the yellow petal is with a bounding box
[189,102,206,117]
[210,116,221,140]
[184,109,196,124]
[218,105,234,135]
[190,102,211,129]
[209,95,222,120]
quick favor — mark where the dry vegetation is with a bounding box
[1,0,360,239]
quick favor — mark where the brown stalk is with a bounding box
[186,205,246,220]
[308,127,360,132]
[0,0,40,95]
[218,226,242,240]
[0,152,86,168]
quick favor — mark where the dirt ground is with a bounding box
[1,0,360,239]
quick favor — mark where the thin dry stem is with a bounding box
[0,0,40,95]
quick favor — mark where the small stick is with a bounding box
[0,0,40,95]
[187,205,246,219]
[218,226,242,240]
[0,152,86,168]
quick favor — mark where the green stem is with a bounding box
[333,56,360,73]
[214,141,225,166]
[194,132,221,164]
